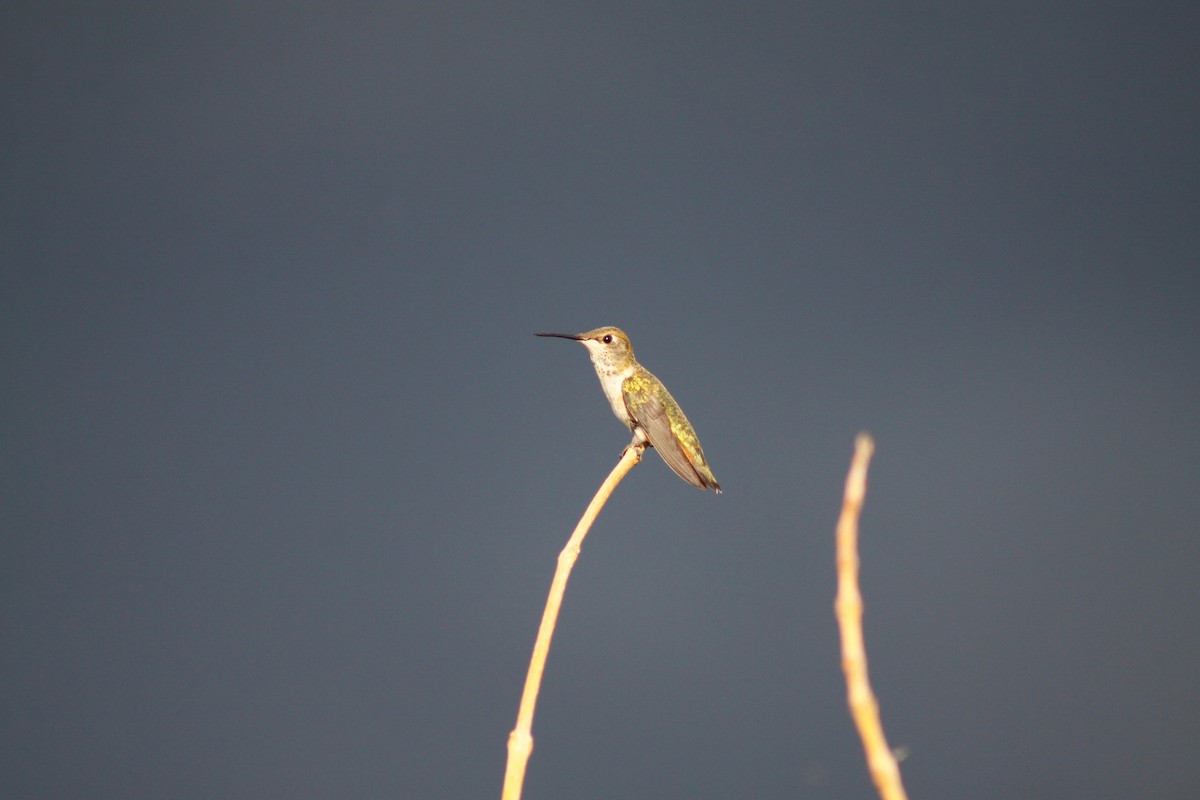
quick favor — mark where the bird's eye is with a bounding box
[602,334,613,344]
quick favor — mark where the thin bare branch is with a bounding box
[502,444,644,800]
[835,433,908,800]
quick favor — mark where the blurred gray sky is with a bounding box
[2,3,1198,799]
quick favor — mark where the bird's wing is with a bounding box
[623,380,708,489]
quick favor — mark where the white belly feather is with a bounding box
[595,364,635,428]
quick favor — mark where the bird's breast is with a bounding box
[593,364,635,427]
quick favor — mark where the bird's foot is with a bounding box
[621,442,648,464]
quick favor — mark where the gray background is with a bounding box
[3,4,1198,799]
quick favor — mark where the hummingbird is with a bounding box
[536,326,721,493]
